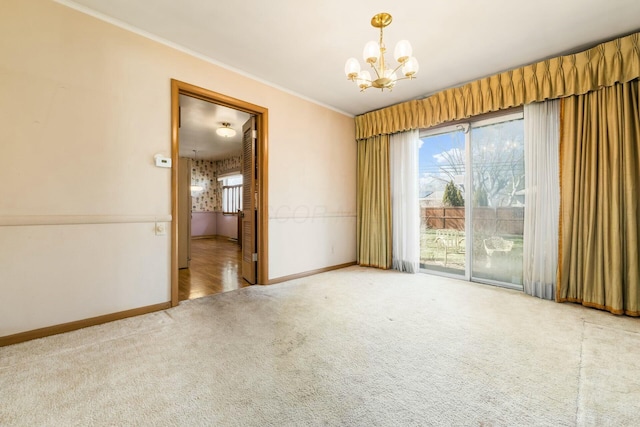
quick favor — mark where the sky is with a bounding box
[419,131,465,195]
[419,119,525,205]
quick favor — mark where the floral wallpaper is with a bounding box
[216,156,242,176]
[189,155,242,212]
[190,159,216,212]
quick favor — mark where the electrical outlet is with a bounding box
[155,222,166,236]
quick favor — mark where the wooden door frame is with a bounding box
[170,79,269,306]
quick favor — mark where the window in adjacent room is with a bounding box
[220,174,243,214]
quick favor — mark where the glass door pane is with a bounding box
[470,119,525,286]
[419,130,466,276]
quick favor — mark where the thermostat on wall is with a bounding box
[154,155,172,168]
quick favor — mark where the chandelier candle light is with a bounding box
[345,12,419,91]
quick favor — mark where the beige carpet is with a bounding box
[1,266,639,426]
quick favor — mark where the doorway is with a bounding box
[170,80,269,306]
[177,94,249,301]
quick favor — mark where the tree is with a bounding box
[424,120,524,208]
[443,180,464,206]
[473,186,489,207]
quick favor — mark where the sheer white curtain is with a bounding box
[390,130,420,273]
[523,100,560,299]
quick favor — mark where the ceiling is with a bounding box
[63,0,640,117]
[179,95,250,161]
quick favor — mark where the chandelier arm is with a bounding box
[369,63,382,79]
[394,75,416,83]
[389,62,406,76]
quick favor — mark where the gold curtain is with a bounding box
[357,135,391,269]
[558,80,640,316]
[356,32,640,140]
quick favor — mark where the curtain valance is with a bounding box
[355,32,640,140]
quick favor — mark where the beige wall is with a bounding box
[0,0,356,337]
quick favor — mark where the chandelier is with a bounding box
[344,13,419,92]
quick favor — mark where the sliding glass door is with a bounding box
[418,128,466,276]
[419,113,525,289]
[470,118,525,286]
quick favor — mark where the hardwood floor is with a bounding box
[179,237,251,301]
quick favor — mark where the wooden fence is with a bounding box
[422,207,524,235]
[422,207,465,231]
